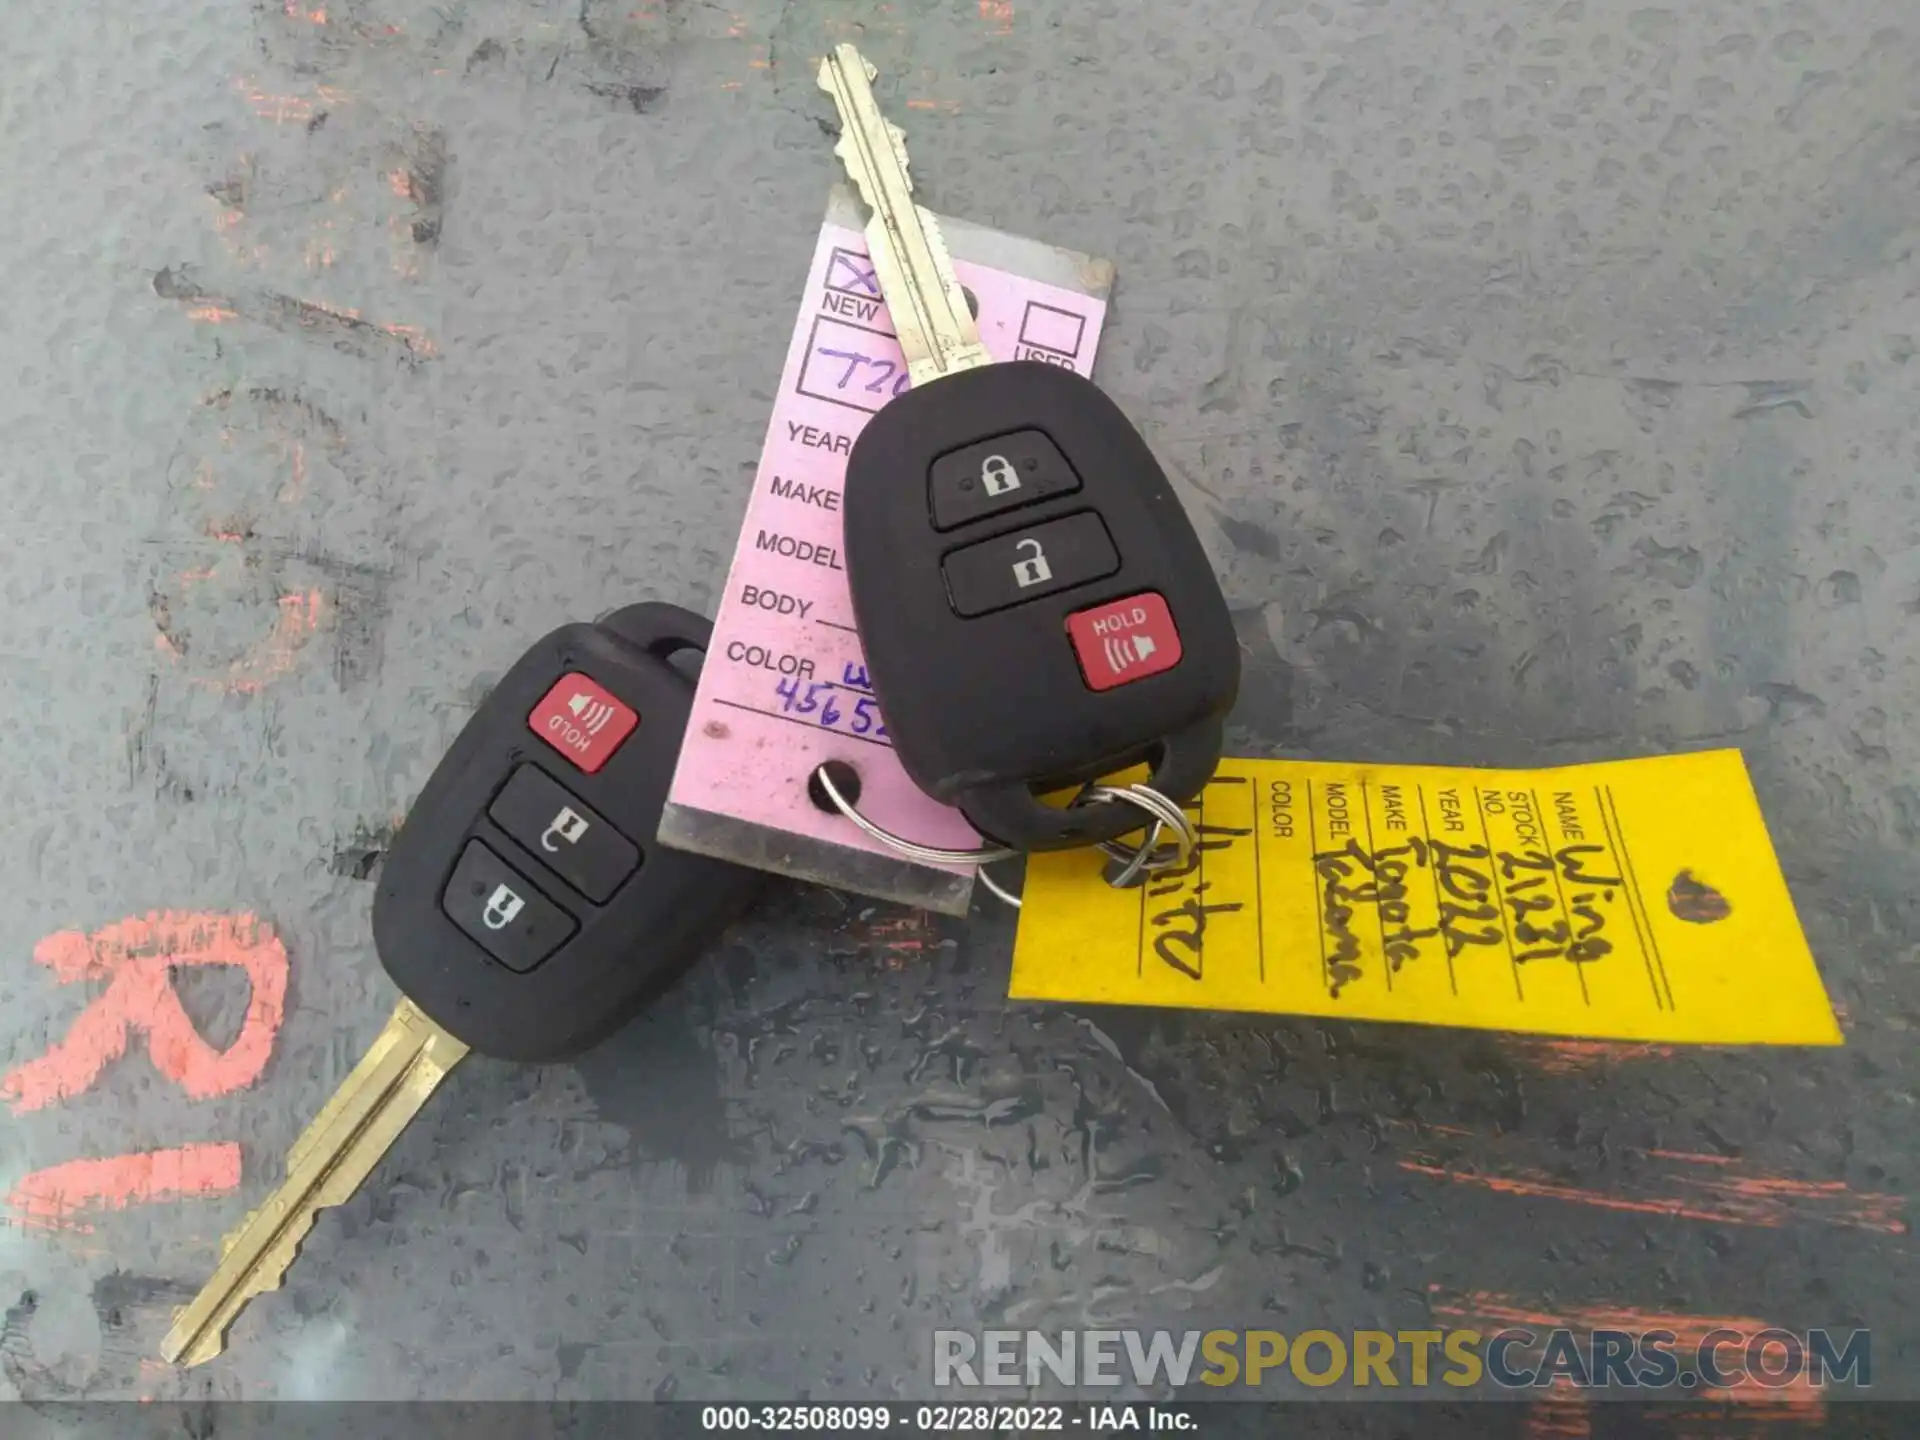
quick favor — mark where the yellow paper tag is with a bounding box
[1011,750,1840,1046]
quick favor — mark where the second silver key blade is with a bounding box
[160,997,469,1367]
[817,44,990,385]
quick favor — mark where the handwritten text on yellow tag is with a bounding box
[1012,751,1839,1046]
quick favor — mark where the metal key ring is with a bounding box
[1086,783,1197,885]
[807,764,1199,909]
[809,765,1020,866]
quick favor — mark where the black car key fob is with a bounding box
[843,360,1239,852]
[372,601,766,1063]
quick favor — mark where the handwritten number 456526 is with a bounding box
[775,677,887,737]
[816,347,912,398]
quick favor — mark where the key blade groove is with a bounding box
[160,999,468,1367]
[816,44,988,385]
[903,205,989,384]
[284,998,434,1173]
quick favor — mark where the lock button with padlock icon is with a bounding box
[980,454,1021,497]
[928,429,1084,530]
[483,882,526,930]
[444,838,579,973]
[939,511,1122,617]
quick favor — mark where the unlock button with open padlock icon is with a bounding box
[1011,538,1052,588]
[541,806,591,852]
[939,513,1121,617]
[486,766,642,903]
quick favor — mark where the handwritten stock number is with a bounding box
[775,676,888,738]
[815,347,913,399]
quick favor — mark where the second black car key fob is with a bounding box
[162,601,773,1369]
[372,601,767,1063]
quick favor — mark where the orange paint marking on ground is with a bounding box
[390,228,424,279]
[1432,1289,1824,1413]
[233,77,348,123]
[863,912,933,971]
[3,1144,242,1234]
[284,438,308,502]
[1524,1378,1592,1440]
[979,0,1013,34]
[1401,1157,1905,1234]
[1502,1037,1678,1074]
[1645,1149,1738,1165]
[155,577,328,694]
[181,587,327,693]
[1433,1290,1769,1348]
[240,87,314,124]
[379,323,437,358]
[1383,1116,1476,1139]
[3,911,288,1113]
[295,298,437,358]
[138,1356,172,1402]
[186,306,239,324]
[1706,1174,1907,1232]
[1403,1158,1740,1224]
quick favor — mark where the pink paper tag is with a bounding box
[665,218,1109,895]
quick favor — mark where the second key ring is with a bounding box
[807,763,1199,909]
[1083,782,1198,887]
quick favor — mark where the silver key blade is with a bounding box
[817,44,990,385]
[159,998,469,1367]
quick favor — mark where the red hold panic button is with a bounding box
[529,673,639,773]
[1067,591,1183,691]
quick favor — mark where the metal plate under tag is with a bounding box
[658,185,1115,914]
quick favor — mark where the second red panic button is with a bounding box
[1066,592,1183,691]
[529,674,639,773]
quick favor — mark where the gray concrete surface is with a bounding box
[1,0,1916,1415]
